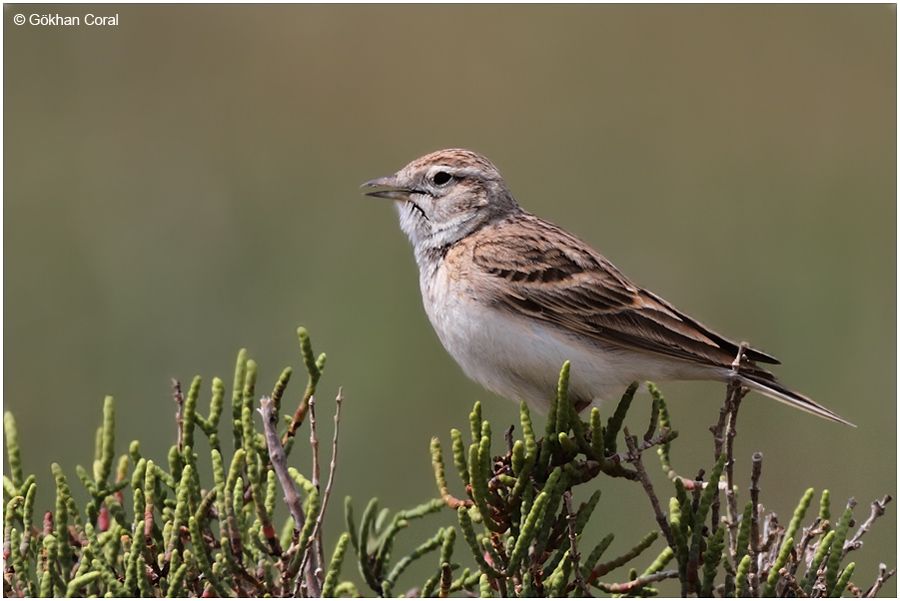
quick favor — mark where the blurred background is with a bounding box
[5,4,896,594]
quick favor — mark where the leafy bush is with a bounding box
[2,327,893,597]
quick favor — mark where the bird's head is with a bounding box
[362,149,520,250]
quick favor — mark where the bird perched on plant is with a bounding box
[362,149,851,426]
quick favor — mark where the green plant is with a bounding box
[423,362,893,597]
[2,328,894,597]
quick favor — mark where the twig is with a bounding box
[779,567,809,598]
[318,389,343,554]
[289,399,327,598]
[846,496,892,551]
[444,493,474,510]
[259,397,305,535]
[748,572,760,598]
[297,389,344,595]
[796,519,826,573]
[571,426,676,484]
[585,426,677,482]
[864,563,895,598]
[622,427,678,461]
[711,343,747,463]
[172,379,184,452]
[564,491,591,598]
[592,569,678,594]
[624,430,674,548]
[710,344,747,547]
[711,391,731,461]
[308,396,321,491]
[669,475,729,492]
[307,395,323,573]
[724,385,746,558]
[760,515,782,557]
[258,397,320,597]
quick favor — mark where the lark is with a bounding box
[363,149,851,426]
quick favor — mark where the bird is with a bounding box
[362,148,852,426]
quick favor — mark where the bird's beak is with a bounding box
[361,175,412,201]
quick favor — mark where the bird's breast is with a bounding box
[418,264,621,411]
[416,259,711,413]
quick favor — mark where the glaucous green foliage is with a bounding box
[1,328,892,597]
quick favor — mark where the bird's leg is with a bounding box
[730,341,749,375]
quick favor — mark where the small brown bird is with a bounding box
[363,149,852,426]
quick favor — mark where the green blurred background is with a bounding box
[5,4,896,594]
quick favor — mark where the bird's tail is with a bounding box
[738,371,855,427]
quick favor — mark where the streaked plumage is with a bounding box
[363,149,852,426]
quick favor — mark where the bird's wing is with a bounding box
[468,214,779,368]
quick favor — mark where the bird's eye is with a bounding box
[432,171,453,186]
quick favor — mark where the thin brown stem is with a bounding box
[778,568,809,598]
[563,491,591,598]
[711,343,747,463]
[588,426,677,482]
[308,395,321,491]
[307,395,324,577]
[624,430,674,549]
[258,396,320,597]
[297,390,345,594]
[711,343,747,546]
[846,495,892,552]
[440,492,474,509]
[592,569,678,594]
[864,564,895,598]
[669,475,730,492]
[724,385,746,559]
[796,519,826,574]
[318,388,343,553]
